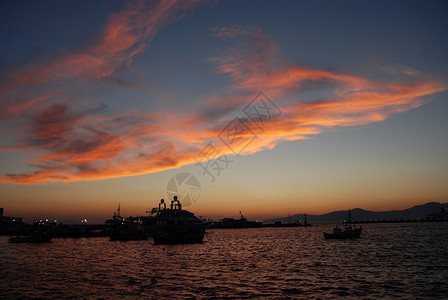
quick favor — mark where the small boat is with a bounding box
[301,213,313,227]
[106,205,147,241]
[324,209,362,239]
[9,231,52,243]
[209,211,263,229]
[151,196,207,244]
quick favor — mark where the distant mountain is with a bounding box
[264,202,448,223]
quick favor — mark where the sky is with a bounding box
[1,0,447,223]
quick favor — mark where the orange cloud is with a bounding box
[0,25,446,184]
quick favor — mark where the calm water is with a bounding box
[1,223,448,299]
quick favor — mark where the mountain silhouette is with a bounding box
[265,202,448,223]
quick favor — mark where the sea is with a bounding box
[1,222,448,299]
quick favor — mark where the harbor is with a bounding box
[2,202,447,243]
[1,1,447,298]
[2,202,448,298]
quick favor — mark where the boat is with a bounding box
[109,222,147,241]
[323,209,362,239]
[301,213,313,227]
[209,211,263,229]
[139,203,162,236]
[150,196,207,244]
[9,231,52,243]
[105,204,147,241]
[264,213,313,227]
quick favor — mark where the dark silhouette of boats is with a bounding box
[149,196,207,244]
[139,201,163,236]
[324,209,362,239]
[8,231,52,243]
[105,204,147,241]
[264,213,313,227]
[209,211,263,229]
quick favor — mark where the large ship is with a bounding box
[264,213,313,227]
[143,196,207,244]
[209,211,263,229]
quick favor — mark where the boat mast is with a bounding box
[347,209,352,227]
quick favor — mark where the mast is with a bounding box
[347,209,352,228]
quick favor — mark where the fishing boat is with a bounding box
[323,209,362,239]
[151,196,207,244]
[9,231,52,243]
[139,203,162,236]
[105,205,147,241]
[209,211,263,229]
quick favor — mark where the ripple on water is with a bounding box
[1,223,448,299]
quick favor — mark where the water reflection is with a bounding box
[1,223,447,298]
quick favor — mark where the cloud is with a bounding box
[18,0,206,84]
[205,26,446,150]
[0,96,224,183]
[0,90,60,120]
[210,26,277,90]
[0,0,206,119]
[0,24,446,184]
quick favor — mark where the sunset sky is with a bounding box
[1,0,447,223]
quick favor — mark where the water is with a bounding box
[1,223,448,299]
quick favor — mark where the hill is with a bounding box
[264,202,448,223]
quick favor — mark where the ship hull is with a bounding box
[153,231,205,244]
[210,221,263,229]
[324,227,362,239]
[9,236,52,243]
